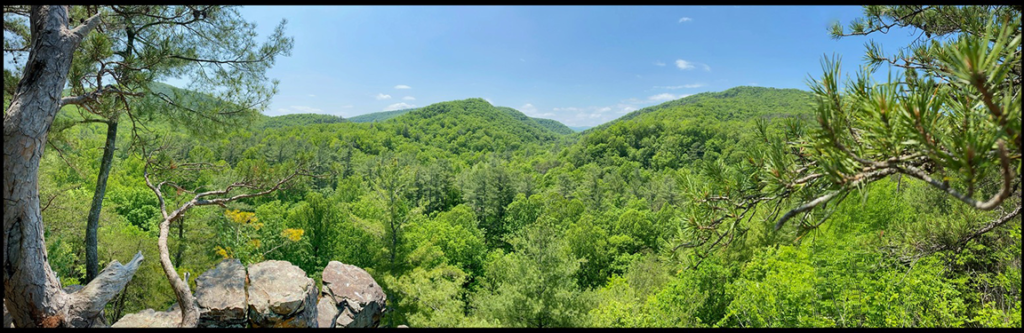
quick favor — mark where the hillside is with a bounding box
[350,105,574,136]
[257,113,347,129]
[348,108,418,123]
[531,118,574,135]
[565,86,815,169]
[34,84,1019,330]
[380,98,567,154]
[585,86,811,134]
[489,106,573,136]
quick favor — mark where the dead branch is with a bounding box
[141,148,306,327]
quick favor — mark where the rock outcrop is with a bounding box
[111,308,182,328]
[196,259,248,328]
[317,261,387,328]
[111,259,383,328]
[247,260,318,328]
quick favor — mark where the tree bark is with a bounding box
[85,117,117,283]
[3,5,138,328]
[157,214,199,327]
[174,213,185,268]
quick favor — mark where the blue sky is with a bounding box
[177,6,923,127]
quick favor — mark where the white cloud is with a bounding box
[484,98,494,104]
[394,85,412,89]
[308,94,316,97]
[678,17,692,23]
[384,102,416,111]
[648,93,691,102]
[521,103,537,114]
[648,93,678,102]
[656,83,706,89]
[547,102,652,127]
[676,59,695,70]
[375,93,392,100]
[339,105,354,109]
[654,61,666,66]
[520,104,555,118]
[674,59,710,71]
[403,96,416,101]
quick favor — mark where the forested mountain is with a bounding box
[348,108,418,123]
[33,83,1020,328]
[566,86,814,169]
[381,98,570,154]
[256,113,347,129]
[591,86,810,131]
[528,117,575,135]
[350,105,575,136]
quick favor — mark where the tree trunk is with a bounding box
[174,213,185,268]
[157,215,199,327]
[3,5,140,328]
[85,118,118,283]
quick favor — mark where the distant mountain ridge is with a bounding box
[348,108,418,123]
[349,103,574,135]
[379,98,567,154]
[583,86,811,134]
[257,113,347,129]
[566,86,815,170]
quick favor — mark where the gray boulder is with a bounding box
[316,297,341,328]
[247,260,318,327]
[318,261,387,328]
[196,259,248,328]
[111,308,182,328]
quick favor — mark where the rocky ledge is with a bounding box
[111,260,386,328]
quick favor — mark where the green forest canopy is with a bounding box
[16,4,1020,329]
[36,85,1021,327]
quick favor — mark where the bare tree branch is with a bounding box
[836,6,933,38]
[895,140,1014,211]
[69,12,103,41]
[141,149,307,327]
[64,251,144,327]
[60,85,143,107]
[775,167,899,231]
